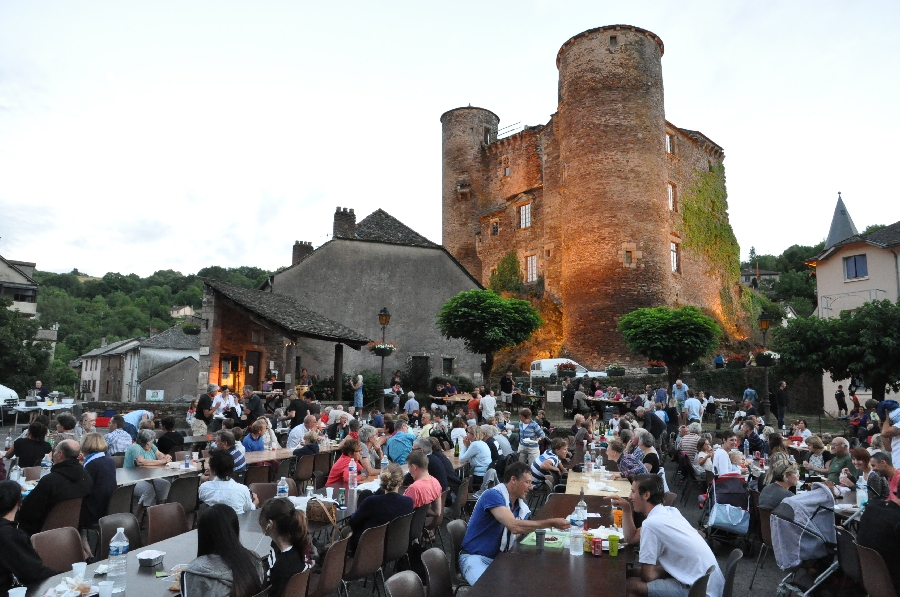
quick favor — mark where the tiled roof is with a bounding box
[141,324,201,350]
[80,338,139,358]
[355,209,437,248]
[138,355,198,383]
[862,221,900,247]
[203,278,369,346]
[0,254,37,285]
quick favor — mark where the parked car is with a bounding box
[529,358,607,384]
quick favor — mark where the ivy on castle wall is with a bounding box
[679,164,741,284]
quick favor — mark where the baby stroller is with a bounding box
[769,483,838,597]
[700,475,752,550]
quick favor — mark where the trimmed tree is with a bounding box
[437,290,543,385]
[774,299,900,402]
[617,306,722,386]
[0,297,53,395]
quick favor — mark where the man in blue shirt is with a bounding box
[385,420,417,464]
[216,430,246,472]
[742,385,758,408]
[459,462,569,585]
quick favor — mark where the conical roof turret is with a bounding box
[824,192,859,249]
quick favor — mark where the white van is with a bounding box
[530,359,607,384]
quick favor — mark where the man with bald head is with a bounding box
[287,414,319,449]
[17,440,92,534]
[826,437,857,484]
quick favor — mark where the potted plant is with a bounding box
[556,361,578,378]
[751,348,779,367]
[690,361,708,372]
[606,364,626,377]
[646,360,666,375]
[367,341,397,357]
[725,353,747,369]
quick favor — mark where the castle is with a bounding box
[441,25,739,368]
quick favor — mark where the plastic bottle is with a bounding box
[9,458,21,483]
[743,439,749,458]
[276,476,289,498]
[40,455,52,478]
[4,432,10,450]
[856,478,868,508]
[108,527,129,593]
[348,460,358,489]
[584,450,593,475]
[570,523,584,556]
[381,453,389,469]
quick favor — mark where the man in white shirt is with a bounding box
[683,392,703,423]
[480,392,497,421]
[712,431,742,476]
[403,392,420,416]
[287,415,319,449]
[198,449,259,514]
[612,474,724,597]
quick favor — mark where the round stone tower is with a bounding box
[555,25,669,365]
[440,107,500,281]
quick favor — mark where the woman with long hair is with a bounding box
[183,504,264,597]
[259,498,314,597]
[4,422,52,467]
[352,374,364,409]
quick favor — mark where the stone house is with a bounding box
[120,322,201,402]
[169,305,195,318]
[265,208,485,388]
[0,255,38,318]
[79,338,140,401]
[807,195,900,412]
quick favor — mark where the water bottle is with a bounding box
[584,450,593,475]
[9,458,21,483]
[348,460,358,489]
[40,455,52,478]
[108,527,129,593]
[570,524,584,556]
[743,439,749,458]
[381,453,389,469]
[4,432,10,450]
[276,476,289,498]
[857,478,868,508]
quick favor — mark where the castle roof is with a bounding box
[824,193,859,249]
[557,25,664,67]
[355,209,437,248]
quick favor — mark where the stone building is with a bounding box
[441,25,738,368]
[266,208,485,388]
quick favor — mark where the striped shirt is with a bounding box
[230,447,247,471]
[518,421,545,444]
[530,449,560,488]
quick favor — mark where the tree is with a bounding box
[437,290,543,384]
[617,306,722,386]
[774,299,900,402]
[488,252,525,294]
[0,297,53,396]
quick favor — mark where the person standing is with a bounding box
[516,408,545,465]
[403,392,420,417]
[194,384,218,437]
[742,384,758,408]
[834,385,848,417]
[240,385,266,428]
[500,372,515,408]
[775,381,787,429]
[352,374,364,409]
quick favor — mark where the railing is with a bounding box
[819,288,887,318]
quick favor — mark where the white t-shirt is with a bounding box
[608,418,621,432]
[684,397,703,421]
[639,505,724,597]
[480,395,497,420]
[798,428,812,440]
[712,446,740,476]
[198,478,255,514]
[450,427,466,444]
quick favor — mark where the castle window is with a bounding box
[670,242,681,273]
[610,35,618,46]
[844,254,868,280]
[624,251,633,265]
[501,156,510,178]
[519,203,532,229]
[526,255,538,282]
[504,166,511,177]
[545,249,551,259]
[458,189,470,201]
[666,133,675,155]
[490,220,499,236]
[667,183,677,211]
[442,358,454,375]
[483,127,492,145]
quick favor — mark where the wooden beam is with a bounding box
[334,343,344,403]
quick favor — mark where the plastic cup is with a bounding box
[71,562,87,578]
[325,487,334,499]
[535,529,545,552]
[98,581,114,597]
[608,534,619,557]
[9,587,27,597]
[613,509,623,528]
[192,452,199,461]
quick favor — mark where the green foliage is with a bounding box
[488,252,525,294]
[437,290,543,383]
[774,299,900,401]
[182,323,201,335]
[429,375,476,394]
[679,164,741,283]
[861,224,887,236]
[0,297,53,396]
[617,306,722,385]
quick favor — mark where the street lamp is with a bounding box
[758,313,772,417]
[378,307,391,412]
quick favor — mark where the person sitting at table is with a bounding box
[403,449,443,509]
[606,438,648,479]
[449,416,467,445]
[530,437,568,489]
[325,439,369,486]
[458,425,493,487]
[326,413,350,442]
[104,415,133,456]
[74,411,98,444]
[125,429,173,517]
[823,437,856,484]
[0,480,58,592]
[80,432,117,529]
[712,431,743,476]
[384,419,418,465]
[837,447,885,500]
[458,462,569,585]
[286,415,318,449]
[293,431,320,459]
[349,464,414,554]
[759,461,799,509]
[242,419,267,453]
[156,416,185,456]
[802,435,831,475]
[252,416,278,450]
[741,420,767,456]
[693,438,715,477]
[53,413,78,445]
[183,503,264,597]
[572,389,590,418]
[259,498,314,597]
[573,417,593,446]
[356,425,384,475]
[401,438,449,491]
[611,474,724,597]
[18,440,93,535]
[199,449,258,514]
[635,429,661,474]
[214,431,247,473]
[483,424,514,457]
[856,483,900,592]
[5,421,52,467]
[608,412,622,433]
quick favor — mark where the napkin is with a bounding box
[288,495,338,511]
[586,481,619,492]
[356,480,381,492]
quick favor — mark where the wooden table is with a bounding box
[533,493,615,528]
[565,471,631,497]
[464,551,626,597]
[27,511,269,596]
[116,466,198,487]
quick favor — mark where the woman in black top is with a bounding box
[5,422,52,468]
[80,433,117,528]
[348,464,413,554]
[0,480,57,592]
[258,498,313,597]
[155,416,185,456]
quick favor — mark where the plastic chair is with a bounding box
[42,497,83,532]
[855,542,897,597]
[110,454,125,468]
[835,527,862,588]
[97,513,142,560]
[106,484,135,516]
[174,450,194,463]
[275,457,293,481]
[380,511,414,582]
[312,470,326,490]
[313,452,331,475]
[250,483,278,505]
[282,569,310,597]
[421,547,454,597]
[306,536,349,597]
[31,527,85,572]
[293,454,316,490]
[23,466,42,481]
[147,502,189,544]
[342,522,388,595]
[286,477,299,496]
[385,570,426,597]
[167,475,200,528]
[442,477,470,522]
[244,465,271,486]
[687,565,715,597]
[721,548,742,597]
[445,519,470,593]
[425,489,450,549]
[663,491,677,507]
[748,508,772,589]
[409,503,430,546]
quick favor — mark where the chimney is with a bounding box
[333,207,357,239]
[100,337,108,347]
[292,241,315,265]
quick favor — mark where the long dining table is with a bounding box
[115,465,199,487]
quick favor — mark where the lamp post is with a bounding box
[378,307,391,412]
[758,313,772,416]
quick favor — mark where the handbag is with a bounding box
[708,502,750,534]
[306,496,339,543]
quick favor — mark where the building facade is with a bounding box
[441,25,737,367]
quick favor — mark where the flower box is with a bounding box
[754,354,776,367]
[725,361,746,369]
[647,367,666,375]
[606,366,626,377]
[373,347,395,357]
[557,369,577,378]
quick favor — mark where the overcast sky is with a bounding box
[1,1,898,278]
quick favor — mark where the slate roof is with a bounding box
[80,338,139,358]
[861,221,900,247]
[0,254,37,285]
[139,355,198,383]
[824,194,859,249]
[203,278,370,346]
[354,209,437,248]
[141,323,201,350]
